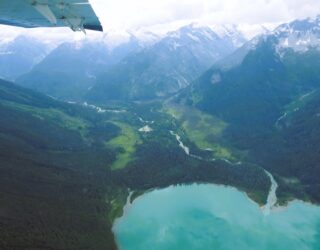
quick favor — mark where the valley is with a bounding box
[1,13,320,250]
[0,80,271,249]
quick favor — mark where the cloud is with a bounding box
[0,0,319,43]
[91,0,320,29]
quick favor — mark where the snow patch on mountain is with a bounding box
[274,15,320,53]
[211,24,247,48]
[187,33,201,42]
[219,15,320,70]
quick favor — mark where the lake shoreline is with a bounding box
[113,183,320,250]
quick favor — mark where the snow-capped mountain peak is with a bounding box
[273,15,320,52]
[165,23,247,49]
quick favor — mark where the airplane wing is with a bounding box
[0,0,103,32]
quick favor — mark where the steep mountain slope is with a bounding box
[177,16,320,203]
[86,24,246,102]
[0,36,49,81]
[0,79,121,249]
[252,90,320,202]
[17,35,143,100]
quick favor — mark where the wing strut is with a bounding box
[31,2,57,25]
[0,0,103,32]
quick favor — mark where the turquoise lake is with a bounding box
[113,184,320,250]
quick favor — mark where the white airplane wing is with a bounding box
[0,0,103,32]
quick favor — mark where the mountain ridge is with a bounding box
[86,24,247,102]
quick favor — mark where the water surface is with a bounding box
[113,184,320,250]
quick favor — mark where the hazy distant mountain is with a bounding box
[0,36,49,81]
[210,24,248,48]
[17,35,144,100]
[87,24,247,102]
[103,29,161,49]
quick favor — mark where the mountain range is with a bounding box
[176,15,320,202]
[17,35,144,100]
[16,24,247,101]
[86,24,247,102]
[0,36,50,81]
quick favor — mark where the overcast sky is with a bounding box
[94,0,319,30]
[1,0,319,44]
